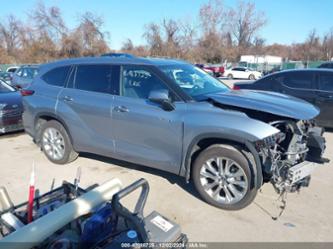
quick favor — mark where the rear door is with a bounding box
[57,64,117,155]
[278,71,317,105]
[315,72,333,127]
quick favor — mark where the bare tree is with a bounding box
[228,1,267,57]
[121,38,134,51]
[199,0,226,35]
[322,28,333,60]
[0,15,22,58]
[75,12,109,56]
[30,1,67,41]
[143,22,164,56]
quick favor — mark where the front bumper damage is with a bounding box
[258,121,329,194]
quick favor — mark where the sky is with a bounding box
[0,0,332,50]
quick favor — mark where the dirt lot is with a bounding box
[0,81,332,242]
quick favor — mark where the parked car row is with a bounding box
[0,65,39,89]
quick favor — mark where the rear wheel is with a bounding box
[249,74,255,80]
[192,144,257,210]
[40,120,78,164]
[227,74,233,79]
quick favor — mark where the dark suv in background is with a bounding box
[22,56,327,210]
[234,69,333,128]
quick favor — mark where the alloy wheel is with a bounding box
[199,157,248,204]
[42,127,66,161]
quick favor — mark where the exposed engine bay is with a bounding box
[209,97,328,195]
[257,119,328,194]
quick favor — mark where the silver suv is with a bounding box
[22,56,328,210]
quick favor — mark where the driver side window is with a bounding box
[120,66,169,100]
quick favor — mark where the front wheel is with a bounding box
[192,144,257,210]
[227,74,233,79]
[40,120,78,164]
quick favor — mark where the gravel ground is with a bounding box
[0,129,332,242]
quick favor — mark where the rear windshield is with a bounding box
[0,81,15,93]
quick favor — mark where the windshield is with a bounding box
[0,80,15,93]
[159,64,229,100]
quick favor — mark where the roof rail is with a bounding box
[101,53,135,58]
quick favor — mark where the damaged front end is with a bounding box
[257,119,329,194]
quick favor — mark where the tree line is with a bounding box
[0,0,332,65]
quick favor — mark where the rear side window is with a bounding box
[42,66,70,87]
[75,65,113,94]
[282,72,314,89]
[319,73,333,92]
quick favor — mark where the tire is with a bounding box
[227,74,233,79]
[192,144,258,210]
[249,74,255,80]
[40,120,78,164]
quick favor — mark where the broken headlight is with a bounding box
[256,132,286,149]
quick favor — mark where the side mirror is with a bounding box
[148,89,175,111]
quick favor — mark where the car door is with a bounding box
[57,64,116,155]
[232,68,242,79]
[237,68,248,79]
[278,71,317,105]
[315,72,333,127]
[112,65,185,174]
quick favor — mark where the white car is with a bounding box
[224,67,262,80]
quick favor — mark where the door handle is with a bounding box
[113,105,129,113]
[62,96,73,102]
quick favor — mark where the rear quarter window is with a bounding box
[42,66,71,87]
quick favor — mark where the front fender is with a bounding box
[180,104,280,188]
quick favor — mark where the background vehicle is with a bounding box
[233,69,333,128]
[204,64,225,77]
[224,67,262,80]
[22,57,327,210]
[318,62,333,69]
[11,65,39,89]
[6,66,19,73]
[0,72,13,85]
[0,80,23,134]
[195,64,214,76]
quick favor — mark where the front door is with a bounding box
[112,65,185,174]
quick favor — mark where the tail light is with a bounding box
[233,85,241,90]
[20,90,35,96]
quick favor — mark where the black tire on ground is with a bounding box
[192,144,258,210]
[40,120,78,164]
[227,74,233,79]
[249,74,255,80]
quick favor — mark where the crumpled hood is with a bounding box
[207,90,319,120]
